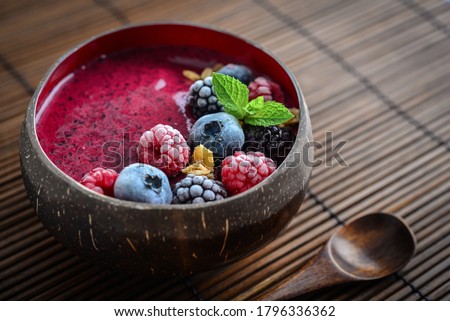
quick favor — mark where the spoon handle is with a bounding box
[256,246,349,300]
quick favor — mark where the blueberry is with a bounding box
[188,112,244,160]
[114,163,172,204]
[217,63,254,85]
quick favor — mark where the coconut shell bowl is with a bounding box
[19,23,312,276]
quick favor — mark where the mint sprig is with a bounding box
[212,72,248,119]
[212,73,295,127]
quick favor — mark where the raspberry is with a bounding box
[80,167,118,196]
[248,77,284,102]
[188,76,224,118]
[138,124,190,176]
[221,151,276,195]
[242,125,294,165]
[172,174,227,204]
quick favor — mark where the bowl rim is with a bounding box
[24,21,310,211]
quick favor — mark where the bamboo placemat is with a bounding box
[1,0,449,300]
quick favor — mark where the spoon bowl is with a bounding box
[330,213,416,279]
[258,213,416,300]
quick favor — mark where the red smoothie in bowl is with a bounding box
[35,46,232,181]
[35,45,297,185]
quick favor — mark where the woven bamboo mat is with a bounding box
[1,0,449,300]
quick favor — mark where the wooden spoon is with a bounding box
[258,213,416,300]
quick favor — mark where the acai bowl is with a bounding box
[19,23,312,276]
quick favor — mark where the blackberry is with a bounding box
[188,76,224,118]
[242,125,295,165]
[172,174,227,204]
[217,63,254,85]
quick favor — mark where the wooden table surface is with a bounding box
[1,0,449,300]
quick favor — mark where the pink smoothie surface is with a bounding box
[36,46,233,181]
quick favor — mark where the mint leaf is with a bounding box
[245,101,295,126]
[212,73,296,127]
[212,73,248,120]
[244,96,264,115]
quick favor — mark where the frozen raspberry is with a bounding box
[221,151,276,195]
[80,167,118,196]
[138,124,190,176]
[248,77,284,102]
